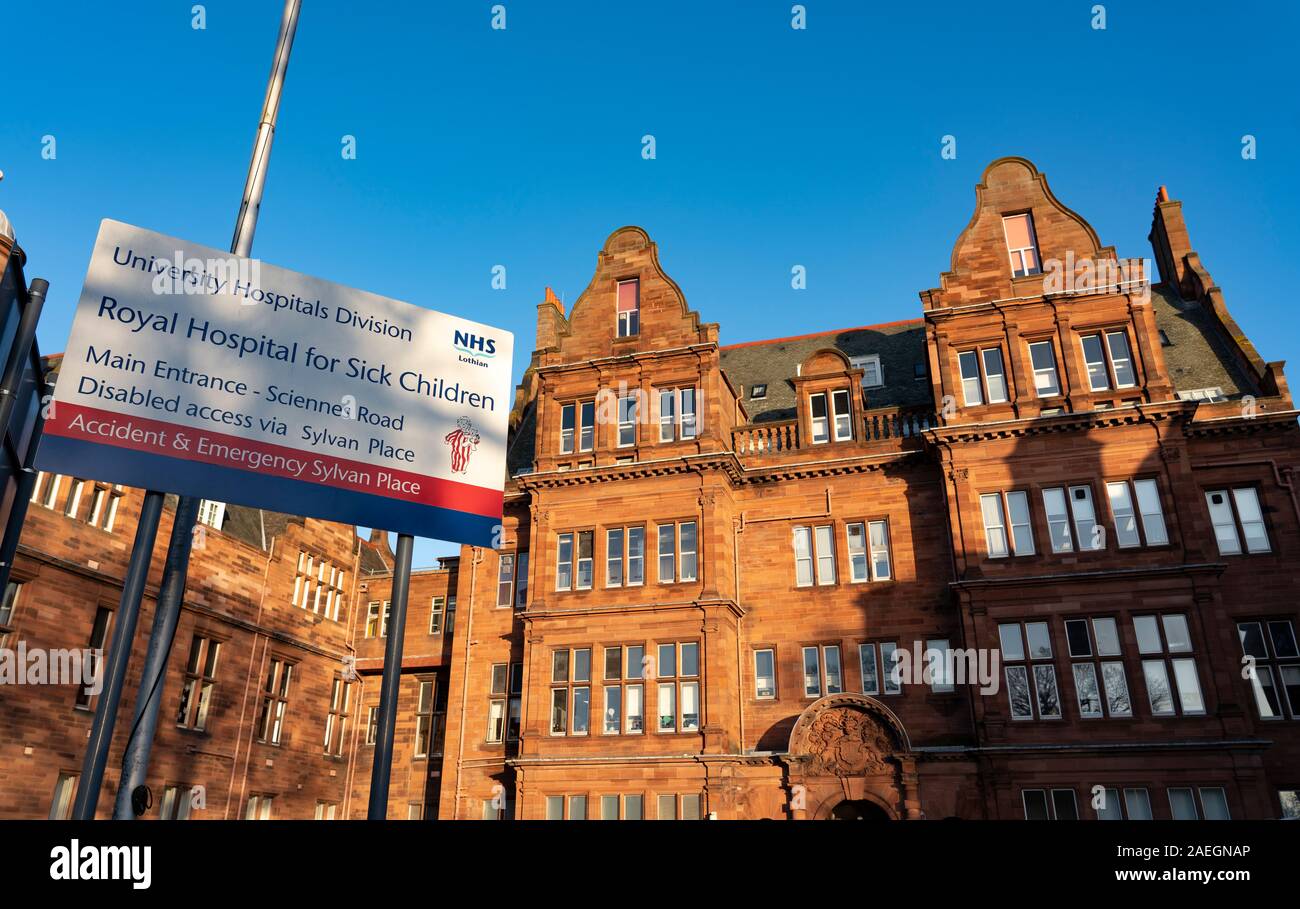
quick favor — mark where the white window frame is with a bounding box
[1027,339,1060,397]
[851,354,883,388]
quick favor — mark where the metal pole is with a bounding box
[0,276,49,593]
[71,490,164,820]
[0,278,47,438]
[105,0,302,820]
[0,368,50,594]
[111,495,201,819]
[368,533,414,819]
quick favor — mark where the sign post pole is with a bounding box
[70,490,164,820]
[104,0,302,820]
[368,532,414,819]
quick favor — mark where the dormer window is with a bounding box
[616,279,640,337]
[850,354,883,388]
[809,390,853,443]
[1002,213,1041,278]
[750,383,767,400]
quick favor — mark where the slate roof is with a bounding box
[1149,284,1257,400]
[719,319,933,423]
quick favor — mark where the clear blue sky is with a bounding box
[4,1,1297,566]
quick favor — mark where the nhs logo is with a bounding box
[454,329,496,365]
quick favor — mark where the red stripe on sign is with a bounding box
[45,402,503,519]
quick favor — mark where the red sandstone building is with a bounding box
[2,157,1297,820]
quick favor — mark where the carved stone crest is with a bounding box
[788,694,907,779]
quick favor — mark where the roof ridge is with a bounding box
[719,318,924,352]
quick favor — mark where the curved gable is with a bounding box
[924,156,1115,309]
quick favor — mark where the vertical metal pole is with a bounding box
[0,370,50,595]
[111,496,201,819]
[102,0,302,820]
[71,490,165,819]
[0,278,47,440]
[369,533,414,819]
[0,274,49,594]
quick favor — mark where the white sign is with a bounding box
[39,220,513,545]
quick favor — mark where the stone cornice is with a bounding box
[929,400,1191,444]
[951,561,1226,592]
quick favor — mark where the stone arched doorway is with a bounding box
[782,692,920,820]
[830,799,891,820]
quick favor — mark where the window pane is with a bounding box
[680,682,699,730]
[1080,335,1109,391]
[1168,788,1198,820]
[1042,488,1073,552]
[846,523,868,582]
[657,683,676,732]
[1133,479,1168,545]
[868,521,891,580]
[959,351,983,406]
[980,494,1008,558]
[1205,490,1242,555]
[657,643,675,678]
[1093,617,1121,656]
[552,650,569,683]
[982,348,1007,403]
[1134,616,1162,654]
[1106,331,1135,387]
[824,646,843,694]
[1237,622,1268,658]
[1171,658,1204,714]
[1161,615,1192,653]
[802,647,822,697]
[658,525,675,582]
[657,795,676,820]
[1022,790,1050,821]
[1123,788,1153,820]
[881,643,900,694]
[1248,665,1283,719]
[545,796,564,820]
[1096,787,1122,820]
[1280,665,1300,719]
[1033,664,1061,718]
[569,795,587,820]
[1267,621,1299,659]
[601,795,620,820]
[793,526,813,586]
[859,644,878,695]
[1106,482,1140,548]
[625,795,643,819]
[1028,341,1060,396]
[998,623,1025,661]
[1006,665,1033,719]
[603,686,621,734]
[607,529,624,586]
[1052,789,1079,821]
[1232,488,1270,553]
[1064,619,1091,658]
[626,685,644,733]
[627,527,644,585]
[1101,661,1132,717]
[1073,663,1103,718]
[680,642,699,677]
[1143,660,1175,715]
[755,650,776,698]
[1005,491,1034,554]
[573,648,591,683]
[814,525,835,584]
[679,521,697,582]
[1025,622,1052,659]
[1069,486,1100,550]
[1200,788,1230,820]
